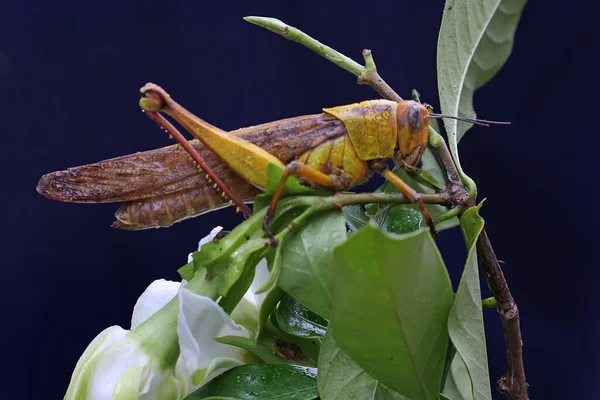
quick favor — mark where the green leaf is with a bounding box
[178,261,194,282]
[253,193,272,213]
[417,149,446,189]
[255,161,324,213]
[446,202,490,399]
[440,343,457,391]
[215,241,267,314]
[385,167,459,231]
[278,209,346,319]
[214,335,283,364]
[276,295,328,339]
[265,162,316,196]
[405,166,445,192]
[184,364,318,400]
[412,88,421,102]
[429,116,442,136]
[332,224,453,399]
[179,195,312,314]
[437,0,527,180]
[385,207,423,234]
[193,357,246,388]
[318,327,410,400]
[258,285,286,337]
[443,354,474,400]
[180,206,270,281]
[343,205,370,232]
[255,245,283,295]
[259,320,321,367]
[368,150,457,230]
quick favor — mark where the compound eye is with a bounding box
[407,105,423,132]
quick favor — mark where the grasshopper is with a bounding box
[37,83,503,243]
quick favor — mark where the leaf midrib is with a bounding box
[384,247,431,399]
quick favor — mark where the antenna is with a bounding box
[427,113,510,127]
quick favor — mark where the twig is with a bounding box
[245,16,528,399]
[481,296,498,309]
[332,191,450,208]
[244,17,401,101]
[357,49,402,102]
[477,229,528,399]
[427,130,469,207]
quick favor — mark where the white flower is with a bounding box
[65,226,273,399]
[64,325,182,400]
[243,259,270,309]
[65,280,251,400]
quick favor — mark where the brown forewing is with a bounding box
[37,113,347,229]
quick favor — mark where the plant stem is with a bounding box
[433,206,461,225]
[481,296,498,308]
[358,49,402,101]
[428,129,461,187]
[331,192,450,208]
[428,130,471,207]
[477,229,528,399]
[244,17,401,101]
[244,17,363,76]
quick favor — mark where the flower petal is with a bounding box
[97,341,147,400]
[131,279,181,329]
[175,287,250,388]
[65,326,128,400]
[243,258,270,308]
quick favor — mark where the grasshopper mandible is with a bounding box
[37,83,501,243]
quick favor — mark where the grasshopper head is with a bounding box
[395,100,430,167]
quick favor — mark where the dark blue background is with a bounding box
[1,1,596,399]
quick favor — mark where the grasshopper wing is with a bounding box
[37,113,346,229]
[37,140,259,229]
[37,139,247,203]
